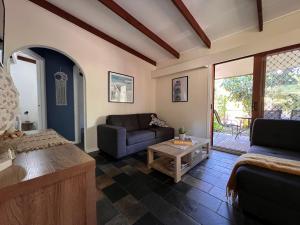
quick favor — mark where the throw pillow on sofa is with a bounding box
[149,114,168,127]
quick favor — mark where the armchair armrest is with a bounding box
[97,124,127,158]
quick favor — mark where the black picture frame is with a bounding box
[108,71,134,103]
[172,76,188,102]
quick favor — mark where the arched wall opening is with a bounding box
[8,45,87,151]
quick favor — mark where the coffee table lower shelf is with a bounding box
[148,150,209,182]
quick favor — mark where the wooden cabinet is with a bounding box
[0,144,96,225]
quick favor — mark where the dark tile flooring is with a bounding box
[91,150,268,225]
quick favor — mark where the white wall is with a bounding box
[215,57,254,79]
[5,0,156,152]
[156,68,210,138]
[10,59,39,127]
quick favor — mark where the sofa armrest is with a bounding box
[97,124,127,158]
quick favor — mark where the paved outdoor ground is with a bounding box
[213,132,250,153]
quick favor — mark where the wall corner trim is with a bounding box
[85,147,99,153]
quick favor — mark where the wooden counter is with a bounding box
[0,143,96,225]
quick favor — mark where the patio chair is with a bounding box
[214,110,240,136]
[264,110,282,119]
[291,110,300,120]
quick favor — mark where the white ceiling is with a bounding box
[47,0,300,64]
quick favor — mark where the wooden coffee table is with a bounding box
[147,136,210,183]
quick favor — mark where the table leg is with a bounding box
[147,149,154,169]
[175,156,181,183]
[205,143,210,158]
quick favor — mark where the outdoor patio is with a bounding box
[213,69,253,154]
[213,132,250,154]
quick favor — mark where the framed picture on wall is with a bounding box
[108,71,134,103]
[172,76,188,102]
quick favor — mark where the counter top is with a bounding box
[0,143,95,201]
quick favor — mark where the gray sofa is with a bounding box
[236,119,300,225]
[97,113,174,158]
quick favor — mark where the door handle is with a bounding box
[252,101,258,111]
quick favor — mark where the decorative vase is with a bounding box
[179,133,186,140]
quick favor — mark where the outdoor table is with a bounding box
[235,116,252,138]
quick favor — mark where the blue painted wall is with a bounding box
[32,48,75,141]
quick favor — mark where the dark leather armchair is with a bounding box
[236,119,300,225]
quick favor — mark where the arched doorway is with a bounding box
[8,46,87,150]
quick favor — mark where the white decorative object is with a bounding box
[0,151,12,171]
[179,133,186,140]
[0,69,20,135]
[54,71,68,106]
[0,149,16,172]
[178,127,186,140]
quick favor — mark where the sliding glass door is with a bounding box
[212,57,254,153]
[212,45,300,153]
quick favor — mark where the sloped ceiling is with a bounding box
[47,0,300,64]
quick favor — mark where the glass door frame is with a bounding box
[210,58,254,151]
[211,43,300,147]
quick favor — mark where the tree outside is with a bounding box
[214,74,253,135]
[264,67,300,118]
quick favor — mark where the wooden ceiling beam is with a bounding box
[171,0,211,48]
[98,0,180,59]
[28,0,156,66]
[256,0,263,32]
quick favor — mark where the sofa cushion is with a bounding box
[250,145,300,161]
[106,115,123,126]
[150,127,174,139]
[107,114,139,131]
[251,119,300,151]
[126,138,158,155]
[137,113,156,129]
[127,130,155,145]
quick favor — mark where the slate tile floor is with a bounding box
[91,150,268,225]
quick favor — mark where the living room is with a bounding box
[0,0,300,225]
